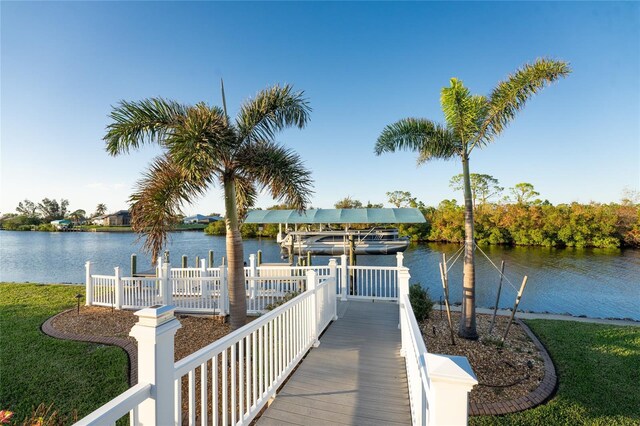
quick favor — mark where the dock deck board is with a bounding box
[257,300,412,425]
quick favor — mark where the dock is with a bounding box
[257,300,412,425]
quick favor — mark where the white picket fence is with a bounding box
[86,253,406,314]
[75,270,337,426]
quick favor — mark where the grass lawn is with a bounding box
[471,320,640,426]
[0,283,129,423]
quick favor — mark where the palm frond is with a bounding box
[233,174,258,224]
[104,98,188,155]
[129,156,207,261]
[237,140,313,211]
[375,118,459,161]
[477,58,571,147]
[236,84,311,143]
[165,103,234,182]
[440,79,488,148]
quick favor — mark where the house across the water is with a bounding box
[91,210,131,226]
[183,214,222,224]
[50,219,72,230]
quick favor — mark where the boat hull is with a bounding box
[283,240,410,256]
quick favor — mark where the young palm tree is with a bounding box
[375,59,570,339]
[104,84,313,329]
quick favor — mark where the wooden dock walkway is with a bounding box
[257,300,412,425]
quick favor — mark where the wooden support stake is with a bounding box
[502,276,529,342]
[488,260,505,335]
[439,260,456,345]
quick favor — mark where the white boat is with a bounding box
[280,228,410,256]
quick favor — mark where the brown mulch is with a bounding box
[51,306,234,362]
[421,309,545,405]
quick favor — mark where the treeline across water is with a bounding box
[206,198,640,249]
[408,200,639,248]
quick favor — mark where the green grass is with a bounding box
[0,283,129,422]
[471,320,640,426]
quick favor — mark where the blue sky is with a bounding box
[1,2,638,216]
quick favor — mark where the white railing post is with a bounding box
[219,266,228,316]
[200,259,207,301]
[85,261,93,306]
[129,305,181,425]
[396,252,404,268]
[398,267,410,334]
[249,254,257,299]
[328,258,338,320]
[426,353,478,426]
[114,267,122,310]
[306,270,320,347]
[340,254,348,301]
[162,262,171,306]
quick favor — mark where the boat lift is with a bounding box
[244,208,426,265]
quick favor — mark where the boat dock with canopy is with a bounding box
[244,208,426,262]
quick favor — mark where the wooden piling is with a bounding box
[208,250,214,268]
[131,254,137,277]
[181,255,187,268]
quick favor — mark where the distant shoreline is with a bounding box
[0,224,208,233]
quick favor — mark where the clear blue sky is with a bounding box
[1,2,638,216]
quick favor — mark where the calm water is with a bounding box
[1,230,638,320]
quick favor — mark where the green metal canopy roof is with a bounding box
[244,208,426,224]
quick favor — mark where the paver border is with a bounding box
[41,309,138,386]
[469,318,557,416]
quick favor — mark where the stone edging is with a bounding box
[41,309,138,386]
[469,318,557,416]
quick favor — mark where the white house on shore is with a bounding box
[91,210,131,226]
[182,214,221,224]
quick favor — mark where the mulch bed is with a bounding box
[422,309,551,414]
[51,306,233,362]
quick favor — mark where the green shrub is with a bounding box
[409,283,433,322]
[204,220,226,236]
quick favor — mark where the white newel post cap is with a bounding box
[426,353,478,426]
[131,304,180,329]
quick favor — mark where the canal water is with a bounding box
[1,230,638,320]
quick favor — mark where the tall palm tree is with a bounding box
[104,84,313,329]
[375,59,570,339]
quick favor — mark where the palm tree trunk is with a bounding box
[224,176,247,330]
[459,154,478,340]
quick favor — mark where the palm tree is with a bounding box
[104,84,313,329]
[375,59,570,339]
[95,204,107,217]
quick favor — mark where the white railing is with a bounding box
[75,270,337,426]
[85,252,405,314]
[398,270,478,426]
[74,383,151,426]
[90,275,116,307]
